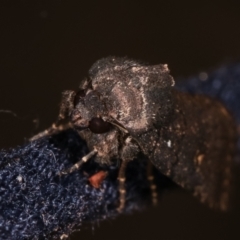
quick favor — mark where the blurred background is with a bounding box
[1,1,240,239]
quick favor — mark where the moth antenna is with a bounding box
[59,149,98,176]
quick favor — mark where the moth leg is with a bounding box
[30,90,76,141]
[147,159,158,206]
[117,159,130,212]
[59,149,97,176]
[29,122,72,141]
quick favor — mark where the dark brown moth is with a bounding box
[31,57,237,211]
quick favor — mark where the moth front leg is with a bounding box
[117,137,140,212]
[30,90,76,141]
[29,122,72,141]
[59,149,98,176]
[117,159,130,212]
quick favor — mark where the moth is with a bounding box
[31,57,237,211]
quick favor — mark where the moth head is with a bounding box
[71,83,112,133]
[63,81,120,164]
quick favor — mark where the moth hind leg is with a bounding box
[147,159,158,206]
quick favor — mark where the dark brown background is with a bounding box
[1,1,240,239]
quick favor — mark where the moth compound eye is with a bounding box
[89,117,111,134]
[74,89,86,106]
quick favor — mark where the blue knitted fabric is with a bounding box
[0,129,169,239]
[0,62,240,239]
[177,62,240,152]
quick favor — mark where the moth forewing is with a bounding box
[150,91,236,210]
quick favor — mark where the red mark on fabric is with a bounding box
[88,170,108,188]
